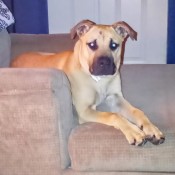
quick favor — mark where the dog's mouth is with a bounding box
[89,56,116,76]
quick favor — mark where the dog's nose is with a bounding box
[98,56,111,67]
[90,56,116,76]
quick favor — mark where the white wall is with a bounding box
[48,0,168,64]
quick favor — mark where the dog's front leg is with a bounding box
[75,102,146,146]
[106,94,165,145]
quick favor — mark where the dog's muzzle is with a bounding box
[90,56,116,76]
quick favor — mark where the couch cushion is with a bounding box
[68,65,175,172]
[68,123,175,172]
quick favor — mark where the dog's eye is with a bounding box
[110,39,119,51]
[87,40,98,51]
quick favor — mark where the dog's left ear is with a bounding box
[70,19,96,39]
[112,21,137,40]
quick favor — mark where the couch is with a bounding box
[0,29,175,175]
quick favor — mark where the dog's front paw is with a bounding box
[140,123,165,145]
[133,109,165,145]
[123,124,147,146]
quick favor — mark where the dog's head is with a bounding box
[71,20,137,76]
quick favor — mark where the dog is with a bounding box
[11,20,165,146]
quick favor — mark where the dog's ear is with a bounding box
[70,19,96,39]
[112,21,137,40]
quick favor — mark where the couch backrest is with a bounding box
[10,33,76,60]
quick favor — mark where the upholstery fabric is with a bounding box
[69,123,175,172]
[0,29,11,67]
[10,33,76,59]
[0,68,76,174]
[68,65,175,172]
[120,64,175,131]
[0,0,14,31]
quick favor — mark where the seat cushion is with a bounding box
[68,65,175,172]
[68,123,175,172]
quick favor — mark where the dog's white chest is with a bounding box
[91,73,121,106]
[92,76,108,105]
[91,75,102,82]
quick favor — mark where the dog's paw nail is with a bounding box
[143,139,147,145]
[130,139,147,146]
[130,139,136,146]
[159,137,165,144]
[138,139,147,146]
[147,135,165,145]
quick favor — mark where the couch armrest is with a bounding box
[0,68,77,175]
[0,29,11,67]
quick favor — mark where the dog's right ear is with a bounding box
[70,19,96,39]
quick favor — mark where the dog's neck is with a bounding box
[90,71,119,82]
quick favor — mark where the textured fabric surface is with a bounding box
[0,29,11,67]
[0,68,75,174]
[69,65,175,172]
[10,33,76,59]
[0,0,14,31]
[120,64,175,131]
[69,123,175,172]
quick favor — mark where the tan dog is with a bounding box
[11,20,165,146]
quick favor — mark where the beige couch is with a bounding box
[0,30,175,175]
